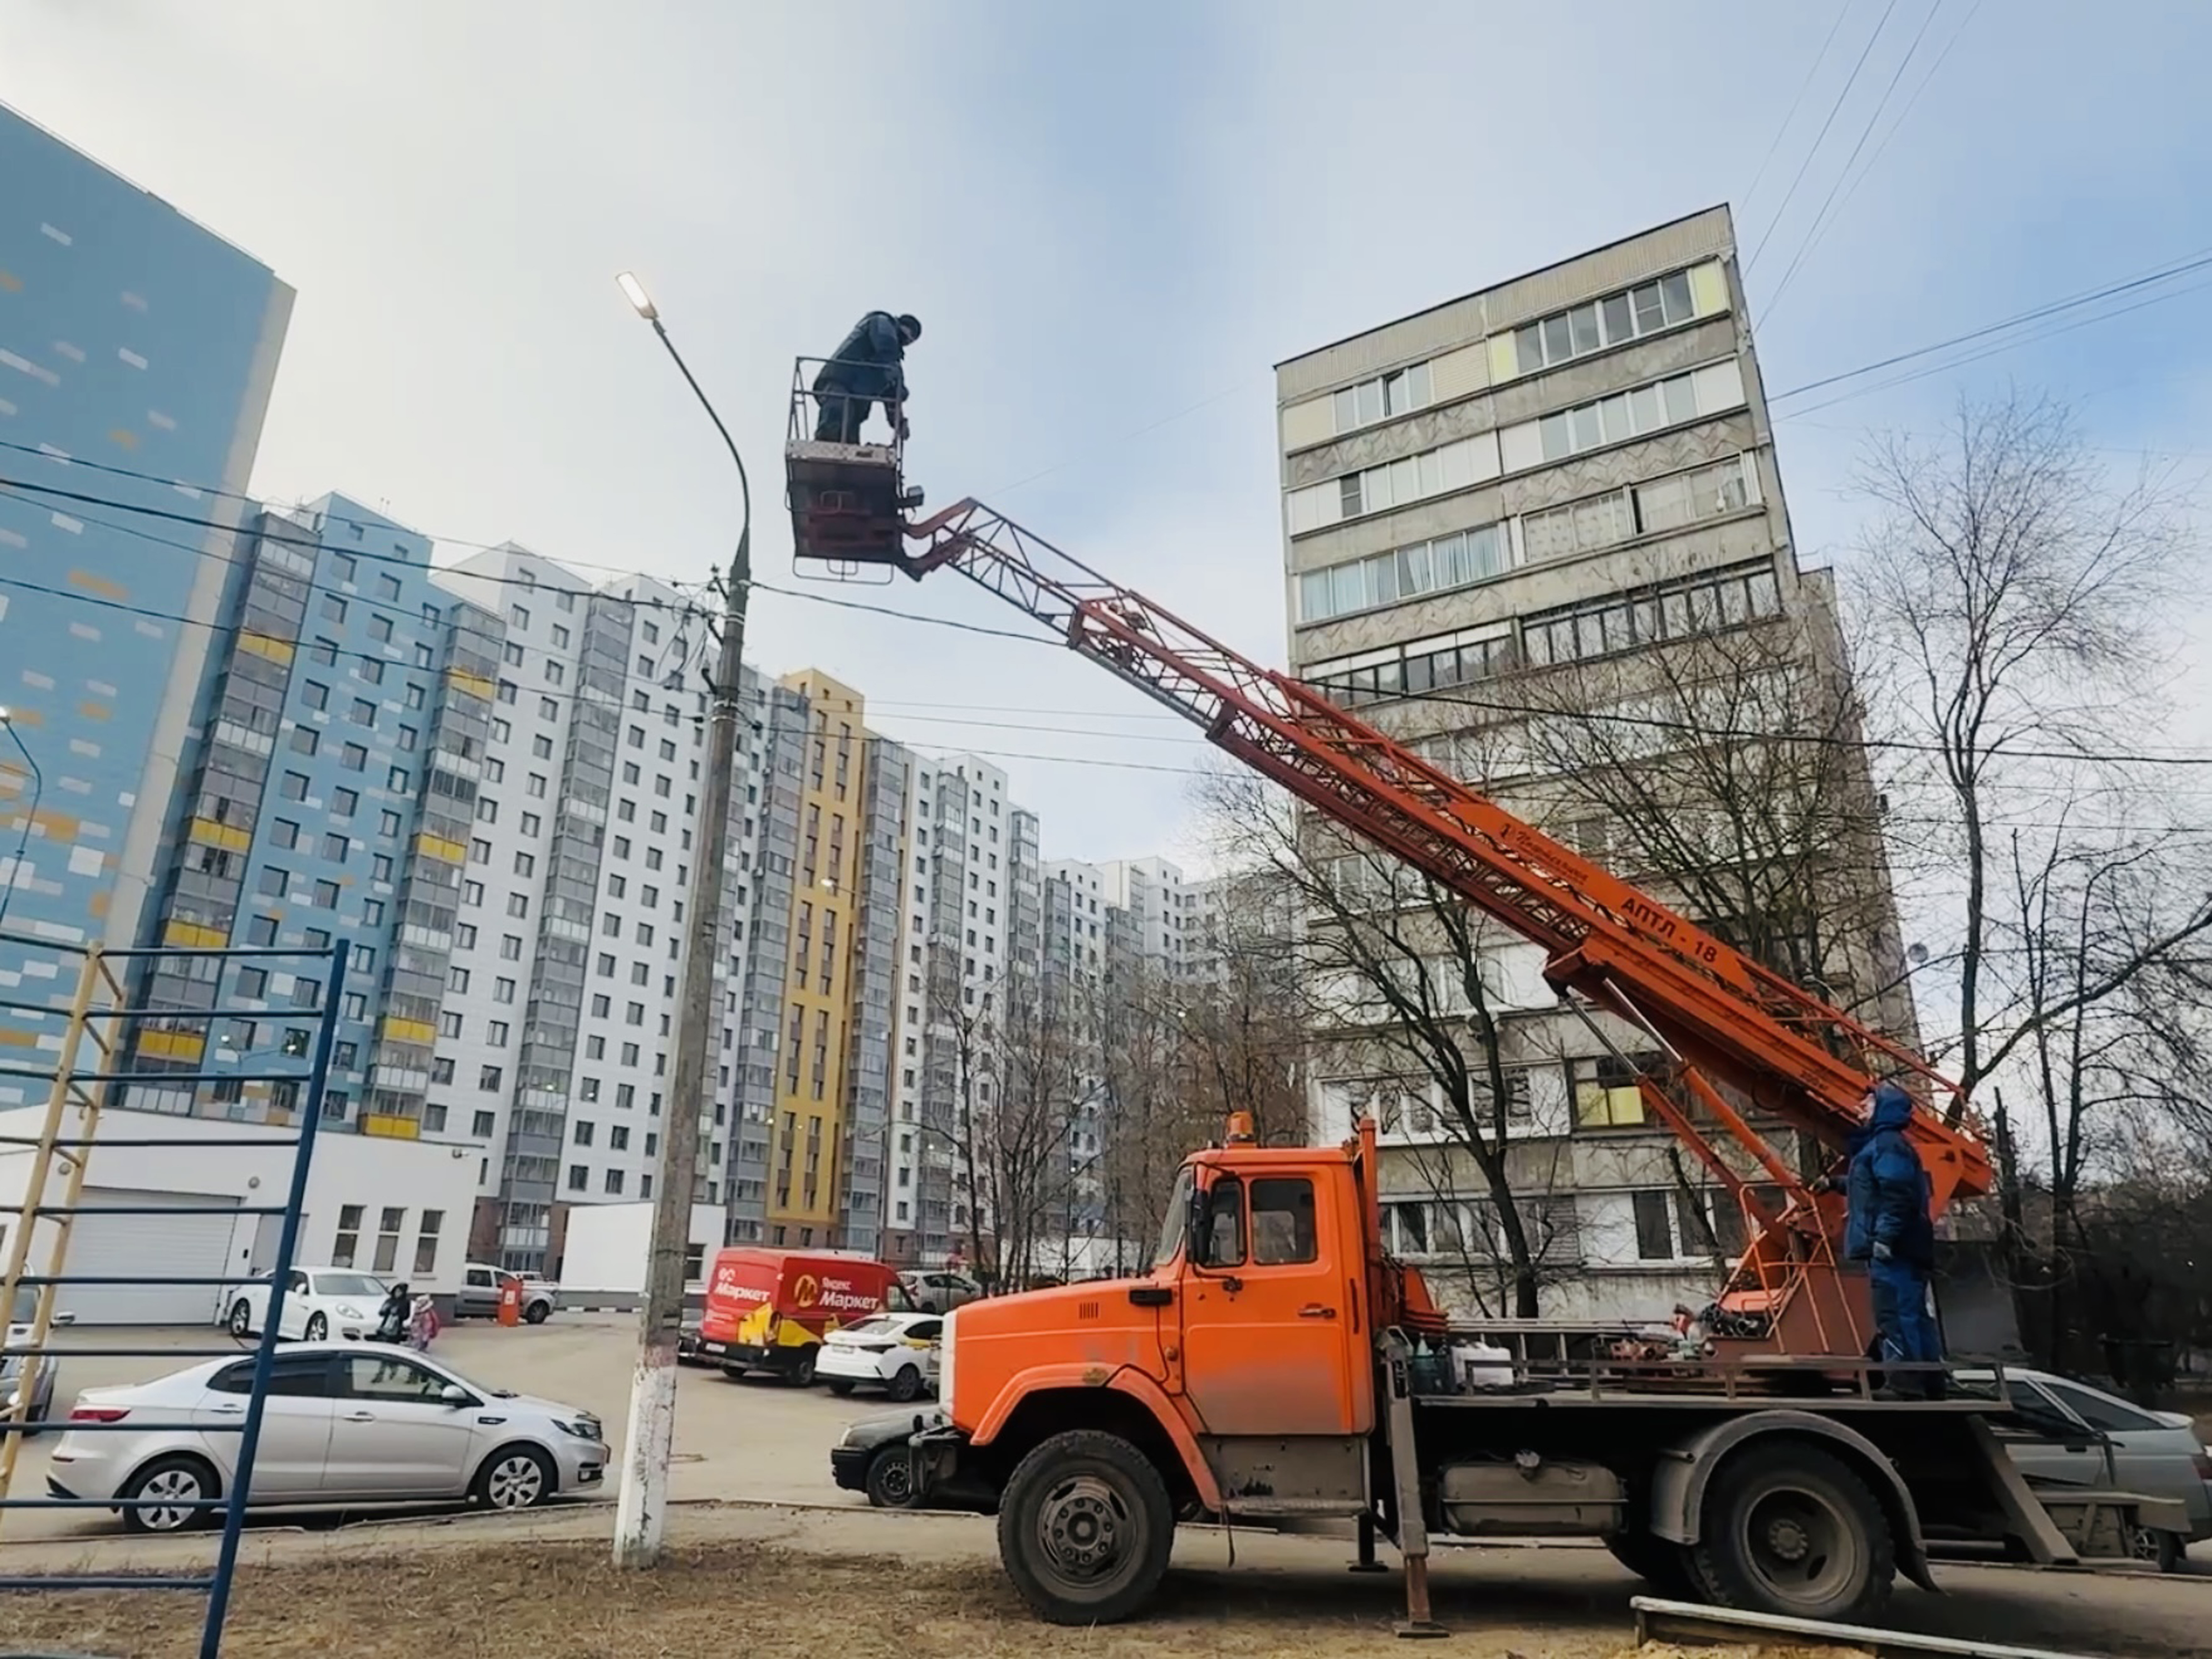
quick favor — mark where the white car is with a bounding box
[817,1313,944,1402]
[223,1268,390,1342]
[45,1343,609,1533]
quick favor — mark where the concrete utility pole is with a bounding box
[611,271,751,1568]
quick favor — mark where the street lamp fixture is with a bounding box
[615,270,658,321]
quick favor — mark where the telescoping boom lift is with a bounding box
[783,365,1991,1362]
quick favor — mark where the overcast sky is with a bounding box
[8,0,2210,876]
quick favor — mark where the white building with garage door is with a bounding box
[0,1106,482,1325]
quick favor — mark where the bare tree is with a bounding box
[1199,766,1567,1316]
[1854,390,2204,1103]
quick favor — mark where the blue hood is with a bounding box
[1868,1080,1915,1135]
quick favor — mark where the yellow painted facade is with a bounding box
[766,669,869,1245]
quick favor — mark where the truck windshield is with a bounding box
[1154,1167,1193,1267]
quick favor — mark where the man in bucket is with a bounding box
[814,311,921,443]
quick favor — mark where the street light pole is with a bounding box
[611,272,752,1569]
[0,709,44,935]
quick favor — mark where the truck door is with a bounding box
[1178,1168,1364,1436]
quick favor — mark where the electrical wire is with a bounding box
[11,473,2212,779]
[1739,1,1859,230]
[1763,0,1946,318]
[1745,0,1902,275]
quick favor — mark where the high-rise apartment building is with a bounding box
[1275,206,1907,1320]
[0,105,292,1078]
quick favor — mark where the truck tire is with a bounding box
[997,1429,1175,1626]
[1605,1529,1697,1598]
[1689,1442,1894,1623]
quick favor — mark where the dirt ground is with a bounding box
[2,1502,2209,1659]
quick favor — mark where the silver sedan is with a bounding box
[44,1343,609,1533]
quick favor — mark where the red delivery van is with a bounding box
[695,1249,909,1384]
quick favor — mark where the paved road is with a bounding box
[1,1313,874,1540]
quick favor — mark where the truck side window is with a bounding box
[1251,1177,1318,1265]
[1199,1174,1245,1267]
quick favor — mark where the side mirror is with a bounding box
[1186,1181,1211,1268]
[440,1384,469,1408]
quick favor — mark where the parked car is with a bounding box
[452,1262,556,1324]
[45,1343,608,1534]
[222,1268,390,1342]
[3,1287,73,1436]
[1967,1366,2212,1572]
[899,1270,981,1314]
[817,1313,943,1402]
[831,1406,993,1512]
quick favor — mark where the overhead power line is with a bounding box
[1745,0,1902,275]
[1738,2,1859,229]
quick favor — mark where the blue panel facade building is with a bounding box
[0,102,291,1090]
[131,497,499,1139]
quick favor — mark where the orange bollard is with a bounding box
[497,1277,522,1328]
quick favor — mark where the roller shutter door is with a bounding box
[58,1187,239,1325]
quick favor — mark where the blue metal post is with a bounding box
[198,937,348,1659]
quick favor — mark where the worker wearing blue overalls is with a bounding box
[1844,1080,1944,1398]
[813,311,921,443]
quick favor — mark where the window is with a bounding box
[312,879,340,909]
[1286,433,1493,534]
[257,866,290,898]
[341,742,368,772]
[290,726,320,756]
[1250,1177,1317,1265]
[463,879,485,906]
[372,854,393,882]
[494,976,516,1003]
[281,771,309,801]
[440,1011,464,1039]
[271,819,300,850]
[500,933,522,960]
[575,1118,595,1144]
[511,604,531,629]
[1513,267,1704,375]
[1574,1055,1654,1130]
[1520,561,1782,671]
[1196,1174,1245,1267]
[1632,1190,1675,1261]
[487,1019,510,1047]
[236,966,268,998]
[349,698,377,727]
[1630,456,1756,537]
[376,572,403,602]
[1330,359,1433,434]
[610,1125,630,1151]
[332,1203,364,1268]
[368,613,394,644]
[506,893,529,917]
[341,1352,451,1403]
[1521,489,1638,565]
[247,916,278,947]
[479,1064,503,1090]
[448,966,471,994]
[302,680,329,712]
[604,1168,625,1194]
[472,1110,496,1136]
[321,594,348,623]
[567,1164,588,1192]
[2040,1380,2162,1435]
[321,833,349,863]
[413,1209,443,1276]
[1297,523,1512,624]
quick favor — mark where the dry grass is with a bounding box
[0,1538,1642,1659]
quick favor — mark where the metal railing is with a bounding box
[783,354,915,582]
[0,931,348,1659]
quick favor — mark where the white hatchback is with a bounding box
[222,1268,389,1342]
[817,1313,943,1402]
[46,1343,608,1533]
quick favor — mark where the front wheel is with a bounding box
[1690,1443,1894,1623]
[474,1444,555,1512]
[867,1446,918,1509]
[997,1429,1174,1626]
[302,1311,328,1341]
[226,1299,254,1338]
[524,1301,550,1326]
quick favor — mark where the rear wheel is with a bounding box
[119,1454,219,1535]
[2130,1524,2185,1574]
[997,1429,1174,1626]
[226,1299,254,1338]
[888,1364,924,1403]
[1689,1443,1893,1623]
[827,1379,856,1397]
[786,1349,817,1388]
[524,1300,550,1325]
